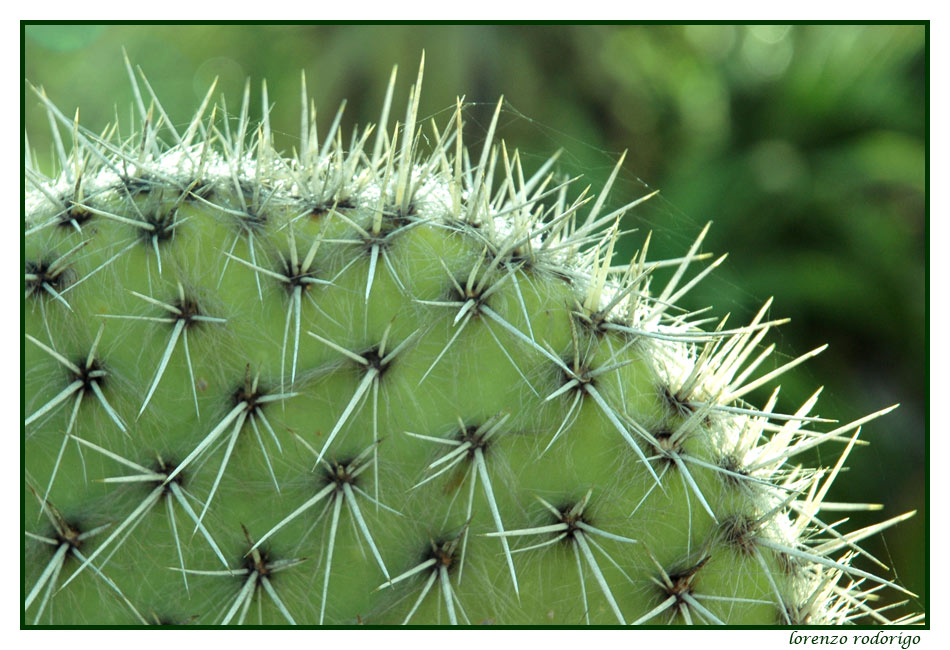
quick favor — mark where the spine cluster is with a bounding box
[23,56,919,626]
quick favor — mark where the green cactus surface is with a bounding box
[24,57,920,626]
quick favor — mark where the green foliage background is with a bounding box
[24,23,927,618]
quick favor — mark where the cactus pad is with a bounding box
[24,57,919,626]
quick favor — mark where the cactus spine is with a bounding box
[24,56,919,626]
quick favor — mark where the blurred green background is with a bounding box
[24,23,926,620]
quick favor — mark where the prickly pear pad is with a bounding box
[24,57,917,626]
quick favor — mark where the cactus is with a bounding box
[24,56,920,626]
